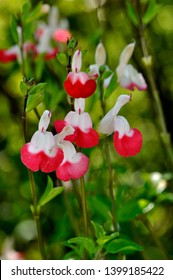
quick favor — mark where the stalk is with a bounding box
[132,0,173,167]
[80,176,88,236]
[99,78,117,231]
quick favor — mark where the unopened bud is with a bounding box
[95,42,106,66]
[142,55,152,67]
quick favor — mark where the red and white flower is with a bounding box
[55,126,89,181]
[54,98,99,148]
[20,110,63,172]
[98,94,142,157]
[116,42,147,91]
[36,6,71,59]
[64,50,97,98]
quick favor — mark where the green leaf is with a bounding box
[117,199,150,222]
[26,2,43,23]
[20,81,27,95]
[26,90,44,112]
[10,16,19,44]
[143,0,162,25]
[104,74,117,99]
[67,237,96,256]
[39,176,64,207]
[101,70,113,80]
[105,238,143,254]
[97,232,119,246]
[28,82,47,95]
[21,2,31,22]
[56,52,68,66]
[91,220,106,239]
[126,1,138,26]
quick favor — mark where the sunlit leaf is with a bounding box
[39,176,64,207]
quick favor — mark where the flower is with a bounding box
[89,42,113,88]
[64,50,97,98]
[55,126,89,181]
[35,6,71,59]
[98,94,142,157]
[0,43,36,64]
[54,98,99,148]
[20,110,63,172]
[116,42,147,91]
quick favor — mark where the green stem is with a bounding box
[80,176,88,236]
[99,78,117,231]
[133,0,173,167]
[28,170,46,259]
[140,215,169,260]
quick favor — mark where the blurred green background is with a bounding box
[0,0,173,260]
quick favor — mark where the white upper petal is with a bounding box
[65,111,92,132]
[114,116,133,138]
[116,42,135,81]
[29,131,45,153]
[72,50,82,72]
[98,94,131,135]
[38,110,51,132]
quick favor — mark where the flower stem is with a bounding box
[99,79,117,231]
[80,176,88,236]
[133,0,173,167]
[28,170,46,259]
[22,86,46,259]
[140,215,169,260]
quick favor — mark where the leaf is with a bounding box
[143,0,162,25]
[104,73,117,99]
[28,82,47,95]
[25,2,43,23]
[101,70,113,80]
[91,220,106,239]
[126,0,138,26]
[26,83,47,112]
[97,232,119,246]
[117,199,150,222]
[39,176,64,207]
[67,237,96,256]
[20,81,27,95]
[56,52,68,66]
[10,16,19,44]
[26,91,44,112]
[105,238,143,255]
[21,2,31,23]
